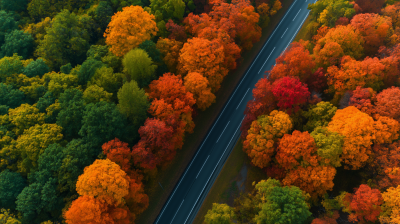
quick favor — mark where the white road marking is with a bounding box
[293,9,301,21]
[236,88,250,110]
[170,200,184,224]
[184,116,245,224]
[217,121,230,143]
[155,1,303,223]
[196,155,210,179]
[281,28,289,38]
[258,47,276,74]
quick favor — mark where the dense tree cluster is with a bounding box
[0,0,283,222]
[206,1,400,223]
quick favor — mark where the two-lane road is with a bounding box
[155,0,316,223]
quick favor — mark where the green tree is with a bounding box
[0,83,25,108]
[0,0,27,12]
[1,30,34,59]
[0,53,23,82]
[43,71,79,97]
[308,0,355,27]
[310,127,344,167]
[35,10,91,70]
[79,101,132,146]
[22,59,49,78]
[0,170,26,210]
[59,63,72,74]
[205,203,235,224]
[117,81,149,127]
[56,88,86,140]
[88,1,113,30]
[16,123,63,175]
[27,0,52,22]
[303,101,337,132]
[36,92,55,113]
[138,39,169,77]
[254,179,312,224]
[150,0,185,22]
[77,58,104,86]
[88,66,123,99]
[83,85,113,104]
[86,45,109,61]
[122,48,157,87]
[0,10,17,46]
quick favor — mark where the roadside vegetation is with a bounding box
[204,0,400,223]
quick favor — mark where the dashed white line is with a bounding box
[284,11,310,52]
[184,116,245,224]
[281,28,289,38]
[170,200,184,224]
[217,121,230,143]
[293,9,301,21]
[196,155,210,179]
[258,47,276,74]
[236,88,250,110]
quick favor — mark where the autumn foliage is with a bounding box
[271,76,310,115]
[243,110,292,168]
[268,42,315,82]
[104,6,158,56]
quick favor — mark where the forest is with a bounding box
[203,0,400,223]
[0,0,285,222]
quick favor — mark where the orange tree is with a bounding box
[327,106,376,170]
[243,110,292,169]
[104,6,158,57]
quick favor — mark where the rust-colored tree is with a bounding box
[375,86,400,123]
[104,6,158,57]
[368,142,400,190]
[268,42,316,82]
[348,86,377,117]
[282,165,336,200]
[355,0,385,13]
[148,73,196,133]
[276,130,320,170]
[156,38,184,74]
[178,37,228,92]
[184,72,216,111]
[374,116,400,144]
[350,13,392,56]
[241,77,277,139]
[306,67,328,93]
[271,76,310,115]
[382,2,400,29]
[243,110,292,168]
[327,106,376,170]
[165,19,187,42]
[346,184,383,223]
[326,56,385,96]
[131,118,175,170]
[64,195,131,224]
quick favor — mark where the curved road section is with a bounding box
[155,0,316,223]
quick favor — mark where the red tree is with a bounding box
[306,67,328,93]
[349,184,383,223]
[375,86,400,122]
[271,76,310,115]
[355,0,385,13]
[166,19,187,42]
[131,118,175,170]
[348,86,377,117]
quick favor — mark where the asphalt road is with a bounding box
[154,0,316,223]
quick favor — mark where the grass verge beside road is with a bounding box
[135,1,293,223]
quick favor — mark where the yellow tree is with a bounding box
[327,106,376,170]
[184,72,215,110]
[380,185,400,224]
[243,110,292,169]
[104,6,158,57]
